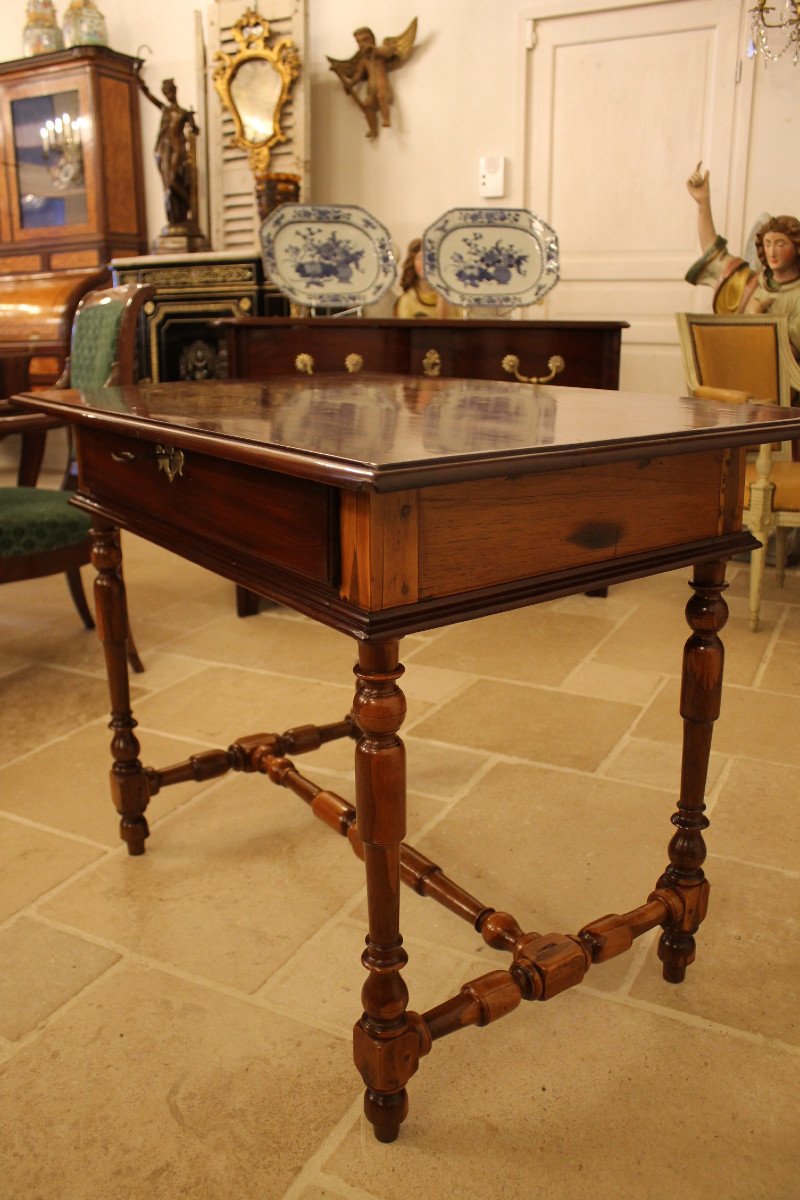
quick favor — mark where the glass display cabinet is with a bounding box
[0,45,147,275]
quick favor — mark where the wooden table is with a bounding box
[13,374,800,1144]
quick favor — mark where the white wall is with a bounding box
[2,1,799,346]
[306,0,524,264]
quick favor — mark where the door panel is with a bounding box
[523,0,748,393]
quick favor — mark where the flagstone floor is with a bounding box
[1,478,798,1199]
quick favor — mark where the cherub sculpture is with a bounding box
[686,162,800,356]
[327,18,417,139]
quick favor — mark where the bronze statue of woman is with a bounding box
[136,69,208,250]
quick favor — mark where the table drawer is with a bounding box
[77,427,337,587]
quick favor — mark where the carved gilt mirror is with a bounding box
[212,8,301,209]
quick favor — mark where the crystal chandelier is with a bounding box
[749,0,800,63]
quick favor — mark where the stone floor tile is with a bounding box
[595,602,771,687]
[38,774,368,993]
[411,679,639,771]
[756,649,800,694]
[323,989,799,1200]
[629,856,799,1044]
[0,963,357,1200]
[130,665,356,745]
[261,918,467,1036]
[0,817,103,921]
[709,758,800,871]
[0,726,226,846]
[348,760,672,986]
[406,604,617,687]
[0,917,119,1040]
[0,664,144,766]
[561,659,662,705]
[602,736,727,793]
[637,678,800,767]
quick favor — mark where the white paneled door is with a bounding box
[522,0,750,392]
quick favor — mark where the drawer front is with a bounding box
[417,450,734,597]
[77,427,337,587]
[407,326,620,388]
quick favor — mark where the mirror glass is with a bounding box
[229,59,282,145]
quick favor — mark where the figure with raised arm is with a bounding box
[686,163,800,355]
[136,70,207,250]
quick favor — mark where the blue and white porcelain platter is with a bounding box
[422,208,559,308]
[260,204,397,308]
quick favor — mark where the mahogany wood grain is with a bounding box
[414,451,730,599]
[12,373,800,1145]
[220,316,627,390]
[78,427,337,588]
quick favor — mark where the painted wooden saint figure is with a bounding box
[686,163,800,357]
[327,18,417,139]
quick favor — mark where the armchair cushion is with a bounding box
[745,462,800,512]
[0,487,91,557]
[693,384,752,405]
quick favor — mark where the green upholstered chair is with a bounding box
[0,485,95,629]
[0,285,154,670]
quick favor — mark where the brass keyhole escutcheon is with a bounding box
[156,445,185,483]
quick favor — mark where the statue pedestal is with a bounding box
[152,225,210,255]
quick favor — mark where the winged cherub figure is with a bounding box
[327,18,417,138]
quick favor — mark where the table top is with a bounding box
[15,375,800,493]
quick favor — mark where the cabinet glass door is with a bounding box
[11,88,87,229]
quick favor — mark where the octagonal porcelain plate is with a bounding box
[422,207,559,308]
[260,203,397,308]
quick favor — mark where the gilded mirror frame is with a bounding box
[212,8,300,177]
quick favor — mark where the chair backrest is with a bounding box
[68,283,155,390]
[676,312,800,463]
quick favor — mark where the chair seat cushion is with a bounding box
[745,461,800,511]
[0,487,91,557]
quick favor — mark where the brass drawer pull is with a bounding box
[422,349,441,378]
[502,353,565,385]
[295,352,364,375]
[111,444,185,483]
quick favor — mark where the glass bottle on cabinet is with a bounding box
[0,44,147,274]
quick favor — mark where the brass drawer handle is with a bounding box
[295,352,364,375]
[111,444,185,483]
[502,353,565,385]
[422,349,441,378]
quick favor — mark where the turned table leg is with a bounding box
[658,558,728,983]
[351,640,422,1143]
[91,520,150,856]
